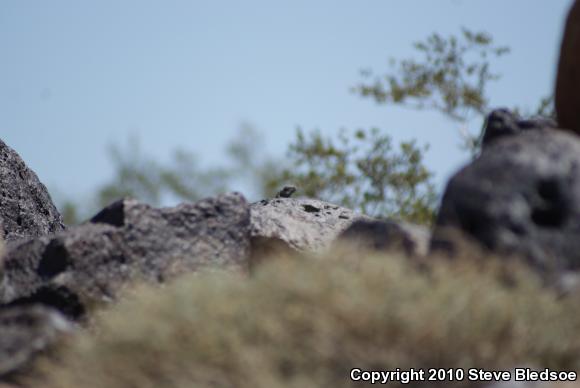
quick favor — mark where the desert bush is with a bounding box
[32,251,580,388]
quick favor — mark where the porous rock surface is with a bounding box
[433,128,580,271]
[0,140,64,241]
[0,194,252,319]
[249,197,369,253]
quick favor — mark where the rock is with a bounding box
[250,198,368,255]
[249,198,429,263]
[481,109,557,149]
[555,0,580,134]
[0,140,65,241]
[337,219,430,257]
[0,305,73,377]
[0,193,251,319]
[433,129,580,272]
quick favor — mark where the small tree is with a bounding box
[354,28,510,153]
[264,128,437,225]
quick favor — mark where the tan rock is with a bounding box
[556,0,580,132]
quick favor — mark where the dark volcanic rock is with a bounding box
[0,305,72,377]
[338,219,430,257]
[250,198,368,253]
[480,109,557,149]
[433,129,580,271]
[0,193,251,318]
[0,140,64,241]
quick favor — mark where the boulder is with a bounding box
[250,197,368,254]
[0,193,251,319]
[480,109,556,149]
[555,0,580,134]
[433,128,580,272]
[250,198,431,264]
[0,305,72,377]
[0,140,64,241]
[337,219,430,257]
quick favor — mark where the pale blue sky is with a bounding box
[0,0,571,207]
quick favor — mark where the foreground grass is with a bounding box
[32,250,580,388]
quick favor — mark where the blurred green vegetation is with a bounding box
[354,28,510,153]
[59,125,280,224]
[354,28,554,153]
[56,28,553,227]
[262,128,436,225]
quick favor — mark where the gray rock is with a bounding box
[0,193,251,319]
[250,198,429,261]
[480,109,557,149]
[0,305,73,377]
[250,198,367,254]
[337,219,430,257]
[433,129,580,272]
[0,139,65,241]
